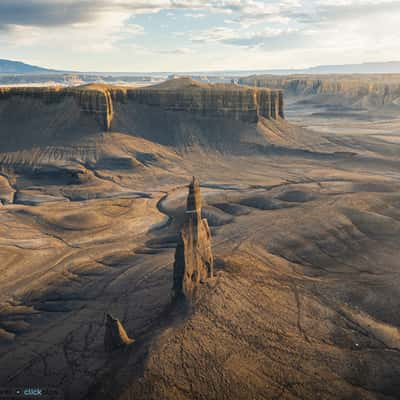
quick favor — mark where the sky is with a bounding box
[0,0,399,72]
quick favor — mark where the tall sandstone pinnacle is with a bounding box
[104,314,135,352]
[173,177,214,300]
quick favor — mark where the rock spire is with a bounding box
[172,177,214,300]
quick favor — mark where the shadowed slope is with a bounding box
[0,79,285,154]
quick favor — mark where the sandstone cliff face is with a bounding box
[76,86,114,131]
[112,78,284,122]
[0,79,284,153]
[0,79,283,132]
[0,85,114,132]
[239,75,400,109]
[173,177,213,300]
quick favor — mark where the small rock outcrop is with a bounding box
[172,177,213,300]
[104,314,134,351]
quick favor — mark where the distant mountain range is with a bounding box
[263,61,400,75]
[179,62,400,76]
[2,58,400,77]
[0,59,61,74]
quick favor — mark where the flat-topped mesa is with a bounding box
[0,79,283,131]
[239,74,400,110]
[173,177,213,301]
[121,78,284,122]
[0,79,285,151]
[104,314,135,352]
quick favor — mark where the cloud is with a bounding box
[1,0,400,31]
[223,29,306,50]
[0,4,145,55]
[291,0,400,25]
[1,0,400,71]
[0,0,99,28]
[184,13,206,19]
[0,1,305,30]
[156,47,194,54]
[191,25,310,51]
[0,1,212,29]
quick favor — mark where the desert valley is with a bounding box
[0,72,399,400]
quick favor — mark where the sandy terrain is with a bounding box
[0,81,399,399]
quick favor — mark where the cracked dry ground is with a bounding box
[1,145,400,400]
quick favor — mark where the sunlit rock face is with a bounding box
[0,85,113,132]
[172,177,213,300]
[122,78,284,122]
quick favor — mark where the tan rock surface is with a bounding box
[172,177,213,300]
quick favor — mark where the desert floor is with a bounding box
[1,105,399,400]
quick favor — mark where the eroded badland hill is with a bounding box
[0,78,399,400]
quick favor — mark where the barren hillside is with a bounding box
[0,79,399,400]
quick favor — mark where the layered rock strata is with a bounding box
[0,78,283,134]
[0,79,285,154]
[104,314,134,352]
[239,74,400,108]
[118,79,284,122]
[172,177,214,300]
[0,85,114,131]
